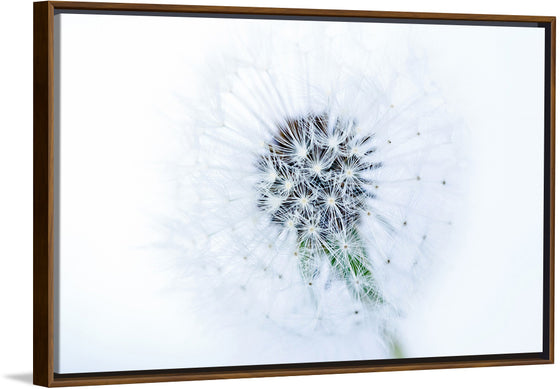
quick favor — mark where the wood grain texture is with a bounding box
[32,1,556,387]
[34,1,55,387]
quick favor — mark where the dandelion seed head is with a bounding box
[175,23,466,346]
[256,114,375,244]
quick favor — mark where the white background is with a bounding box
[0,0,558,388]
[54,12,545,372]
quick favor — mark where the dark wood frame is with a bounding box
[33,1,556,387]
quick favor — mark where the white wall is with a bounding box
[0,0,558,388]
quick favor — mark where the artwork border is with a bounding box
[33,1,556,387]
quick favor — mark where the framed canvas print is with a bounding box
[33,1,555,387]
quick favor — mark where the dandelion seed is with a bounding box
[328,136,340,148]
[312,164,322,174]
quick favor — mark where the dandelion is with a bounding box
[171,21,462,359]
[255,113,384,305]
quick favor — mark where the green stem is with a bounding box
[297,227,384,305]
